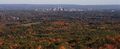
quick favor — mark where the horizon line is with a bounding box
[0,3,120,5]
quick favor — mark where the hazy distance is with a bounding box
[0,0,120,5]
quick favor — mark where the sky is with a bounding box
[0,0,120,5]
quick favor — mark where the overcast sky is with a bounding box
[0,0,120,5]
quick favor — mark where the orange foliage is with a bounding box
[52,20,68,26]
[37,45,42,49]
[104,44,117,49]
[10,44,19,49]
[59,45,66,49]
[0,39,4,46]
